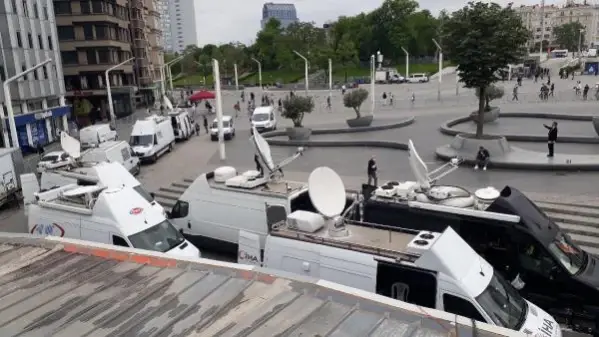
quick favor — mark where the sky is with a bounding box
[193,0,561,46]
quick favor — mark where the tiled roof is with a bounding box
[0,235,520,337]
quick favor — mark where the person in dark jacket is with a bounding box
[544,121,558,157]
[254,154,264,177]
[474,146,490,171]
[367,156,378,186]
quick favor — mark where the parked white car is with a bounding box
[407,73,429,83]
[37,151,74,173]
[210,116,235,141]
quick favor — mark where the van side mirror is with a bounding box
[166,211,171,218]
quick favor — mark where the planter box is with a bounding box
[346,115,374,128]
[450,134,511,157]
[470,107,500,124]
[286,127,312,140]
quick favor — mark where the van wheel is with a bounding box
[169,142,174,152]
[152,153,158,163]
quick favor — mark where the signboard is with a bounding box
[34,111,52,120]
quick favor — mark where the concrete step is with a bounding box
[183,178,194,184]
[568,233,599,249]
[172,182,191,189]
[538,201,599,215]
[557,222,599,237]
[545,212,599,228]
[154,196,175,209]
[159,186,186,194]
[153,190,181,201]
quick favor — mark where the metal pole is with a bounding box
[234,63,239,92]
[432,39,442,101]
[328,58,332,101]
[456,70,459,96]
[168,64,174,92]
[163,55,184,98]
[3,59,53,148]
[251,57,262,91]
[106,57,134,127]
[579,29,584,56]
[401,47,409,78]
[293,51,309,96]
[212,59,225,161]
[370,55,375,117]
[539,0,545,57]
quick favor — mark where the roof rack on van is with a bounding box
[35,184,106,215]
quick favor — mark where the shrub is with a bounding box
[343,88,369,118]
[281,95,314,127]
[475,85,504,111]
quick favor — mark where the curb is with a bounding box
[440,113,599,144]
[262,117,415,148]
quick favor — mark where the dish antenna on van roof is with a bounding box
[251,126,303,179]
[163,95,174,111]
[408,139,461,190]
[308,166,349,237]
[61,131,81,159]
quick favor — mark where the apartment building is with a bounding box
[261,3,298,30]
[516,1,599,50]
[0,0,70,151]
[162,0,198,53]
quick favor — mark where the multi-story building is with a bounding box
[515,1,599,51]
[161,0,198,53]
[0,0,70,151]
[157,0,171,51]
[261,2,298,30]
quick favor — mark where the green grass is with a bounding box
[332,62,453,81]
[173,74,214,87]
[240,70,306,84]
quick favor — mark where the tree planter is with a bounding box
[346,115,374,128]
[469,107,500,124]
[592,117,599,136]
[450,133,511,157]
[286,127,312,140]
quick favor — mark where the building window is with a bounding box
[54,1,72,14]
[33,69,39,80]
[92,0,104,13]
[38,35,43,49]
[22,1,28,16]
[16,32,22,47]
[98,49,110,63]
[61,51,78,65]
[0,66,5,81]
[22,65,27,80]
[86,50,97,64]
[11,0,17,13]
[57,26,75,41]
[47,36,53,50]
[33,3,39,18]
[28,33,33,48]
[42,65,48,79]
[43,6,48,19]
[83,24,94,39]
[95,25,108,39]
[80,1,90,14]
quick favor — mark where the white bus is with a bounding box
[550,49,568,58]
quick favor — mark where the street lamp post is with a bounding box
[370,54,375,117]
[328,58,333,102]
[401,47,409,78]
[293,50,309,95]
[3,59,54,148]
[212,59,226,161]
[579,29,585,56]
[163,55,184,97]
[234,63,239,92]
[251,57,262,90]
[106,57,134,126]
[432,38,443,101]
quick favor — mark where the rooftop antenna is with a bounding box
[308,166,349,237]
[251,126,304,181]
[407,139,461,191]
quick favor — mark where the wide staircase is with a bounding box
[154,179,599,255]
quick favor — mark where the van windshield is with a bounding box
[476,272,527,330]
[252,113,269,121]
[128,219,185,253]
[130,135,153,146]
[211,121,229,128]
[134,185,154,203]
[548,232,587,275]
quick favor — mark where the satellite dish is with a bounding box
[61,131,81,159]
[251,127,275,171]
[408,140,429,189]
[163,95,174,111]
[308,166,346,218]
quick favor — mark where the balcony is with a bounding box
[63,63,134,76]
[60,39,131,51]
[56,15,129,28]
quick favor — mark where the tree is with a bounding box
[553,22,585,51]
[475,85,504,110]
[282,96,314,127]
[443,2,528,138]
[343,88,369,118]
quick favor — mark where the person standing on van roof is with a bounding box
[544,122,558,157]
[367,156,378,186]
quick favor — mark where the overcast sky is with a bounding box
[194,0,555,46]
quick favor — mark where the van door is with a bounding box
[119,145,136,171]
[376,260,437,308]
[440,292,488,323]
[238,230,262,266]
[81,222,111,244]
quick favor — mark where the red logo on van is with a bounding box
[130,207,143,215]
[30,223,65,237]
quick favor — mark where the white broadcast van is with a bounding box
[209,115,235,141]
[81,140,140,175]
[168,110,194,141]
[26,183,201,258]
[79,123,117,149]
[129,115,175,162]
[235,166,561,337]
[250,106,277,133]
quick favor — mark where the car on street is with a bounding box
[407,73,430,83]
[37,151,74,173]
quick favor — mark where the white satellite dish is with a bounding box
[164,95,174,111]
[61,131,81,159]
[408,139,429,190]
[251,127,275,172]
[308,166,346,218]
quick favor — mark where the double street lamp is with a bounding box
[293,50,309,95]
[106,57,134,127]
[251,57,262,90]
[164,54,185,95]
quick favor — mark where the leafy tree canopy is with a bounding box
[553,22,585,51]
[282,96,314,127]
[343,89,369,118]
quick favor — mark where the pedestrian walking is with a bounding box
[584,84,590,100]
[203,116,208,134]
[512,85,518,101]
[326,96,331,111]
[550,83,555,97]
[367,156,378,186]
[37,142,44,159]
[543,122,558,157]
[389,93,394,106]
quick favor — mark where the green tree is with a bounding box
[553,22,585,51]
[343,88,369,118]
[443,1,528,138]
[282,96,314,127]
